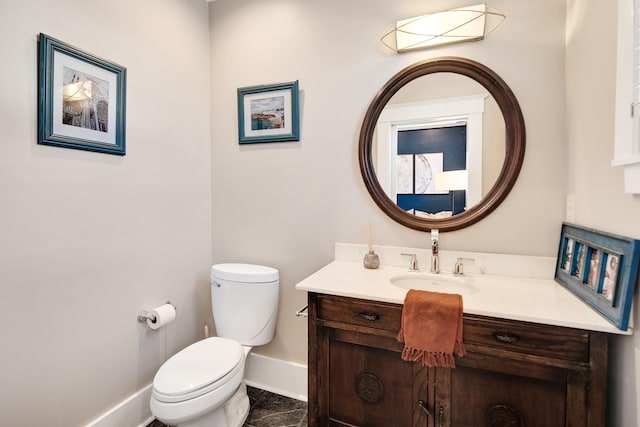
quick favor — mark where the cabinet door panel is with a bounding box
[328,337,415,427]
[447,364,566,427]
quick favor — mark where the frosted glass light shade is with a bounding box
[382,3,505,53]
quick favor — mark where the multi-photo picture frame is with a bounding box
[555,223,640,331]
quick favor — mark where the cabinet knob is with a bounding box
[358,312,380,321]
[492,331,521,344]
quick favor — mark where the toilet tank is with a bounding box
[210,263,279,346]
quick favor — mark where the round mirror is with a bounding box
[359,57,525,232]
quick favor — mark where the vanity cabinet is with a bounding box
[307,292,608,427]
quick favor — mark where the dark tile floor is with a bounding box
[147,386,307,427]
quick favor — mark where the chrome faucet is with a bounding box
[430,229,440,274]
[401,253,419,271]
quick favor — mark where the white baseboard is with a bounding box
[85,355,308,427]
[244,353,308,402]
[85,383,154,427]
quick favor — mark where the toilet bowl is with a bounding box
[150,337,247,426]
[150,263,279,427]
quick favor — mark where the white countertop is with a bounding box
[295,256,631,335]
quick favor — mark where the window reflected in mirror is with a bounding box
[374,73,505,218]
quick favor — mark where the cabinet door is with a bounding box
[436,352,568,427]
[325,329,431,427]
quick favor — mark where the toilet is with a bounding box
[150,263,279,427]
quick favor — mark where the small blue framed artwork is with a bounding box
[237,81,300,144]
[38,34,126,155]
[555,222,640,331]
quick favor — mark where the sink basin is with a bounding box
[390,274,478,295]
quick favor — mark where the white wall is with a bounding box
[566,1,640,425]
[209,0,567,364]
[0,1,211,426]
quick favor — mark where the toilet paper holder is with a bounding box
[137,300,176,324]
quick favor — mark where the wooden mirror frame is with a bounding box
[358,57,526,232]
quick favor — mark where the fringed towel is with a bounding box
[397,289,466,368]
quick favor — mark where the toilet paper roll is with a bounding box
[147,303,176,330]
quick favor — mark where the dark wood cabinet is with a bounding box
[307,292,608,427]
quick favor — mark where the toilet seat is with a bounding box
[152,337,244,403]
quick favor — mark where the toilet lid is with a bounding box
[153,337,243,397]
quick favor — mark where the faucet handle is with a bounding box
[454,257,475,276]
[401,253,419,271]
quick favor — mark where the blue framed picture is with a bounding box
[38,34,127,155]
[237,81,300,144]
[555,223,640,331]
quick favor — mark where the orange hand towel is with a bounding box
[397,289,466,368]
